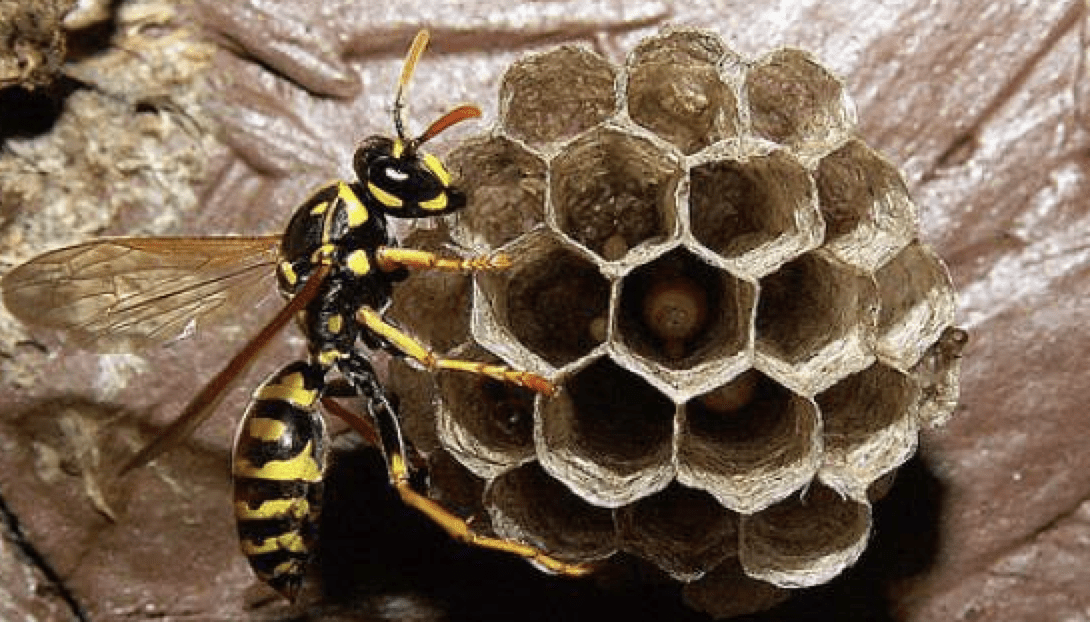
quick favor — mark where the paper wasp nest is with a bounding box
[388,29,963,618]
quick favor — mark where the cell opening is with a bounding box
[552,129,680,260]
[557,357,675,469]
[502,247,610,367]
[486,462,616,559]
[690,153,815,263]
[437,344,536,457]
[874,243,956,369]
[755,254,860,364]
[626,30,739,154]
[616,248,748,369]
[746,49,853,152]
[616,482,738,580]
[448,136,547,250]
[500,46,618,147]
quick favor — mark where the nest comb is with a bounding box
[385,28,964,619]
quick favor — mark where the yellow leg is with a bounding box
[355,307,556,395]
[387,454,594,576]
[375,246,511,273]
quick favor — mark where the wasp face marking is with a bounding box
[352,136,466,218]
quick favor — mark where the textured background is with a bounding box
[1,0,1088,620]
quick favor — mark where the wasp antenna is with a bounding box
[415,104,482,146]
[394,29,430,144]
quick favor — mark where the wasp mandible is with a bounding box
[2,30,591,602]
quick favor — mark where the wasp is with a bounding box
[2,30,591,602]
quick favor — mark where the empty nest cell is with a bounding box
[539,357,676,507]
[499,45,618,148]
[745,48,855,156]
[676,372,820,513]
[626,29,740,154]
[689,150,821,277]
[436,342,537,477]
[615,247,752,370]
[551,127,681,261]
[739,483,871,588]
[476,232,609,368]
[615,482,739,581]
[816,363,921,498]
[814,139,917,271]
[486,461,617,561]
[873,242,957,370]
[448,136,548,251]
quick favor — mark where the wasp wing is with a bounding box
[2,236,281,352]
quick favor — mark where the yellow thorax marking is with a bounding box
[422,153,452,186]
[318,349,341,367]
[235,440,323,481]
[327,314,344,334]
[345,249,371,275]
[310,201,329,216]
[337,182,369,226]
[278,261,298,286]
[367,181,403,208]
[247,417,288,442]
[254,372,317,408]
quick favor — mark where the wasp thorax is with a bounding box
[389,27,962,619]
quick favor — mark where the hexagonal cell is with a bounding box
[499,45,618,148]
[551,127,682,261]
[676,371,821,514]
[388,357,442,455]
[485,461,617,562]
[682,557,790,619]
[626,29,741,154]
[873,242,957,371]
[740,483,871,588]
[816,363,921,499]
[689,149,822,278]
[436,342,537,478]
[815,139,918,272]
[425,449,490,526]
[911,326,968,427]
[539,357,676,507]
[474,231,609,369]
[447,135,548,251]
[615,247,753,371]
[745,48,855,158]
[615,482,738,581]
[755,252,877,395]
[385,225,472,353]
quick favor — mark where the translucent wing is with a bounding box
[2,236,281,352]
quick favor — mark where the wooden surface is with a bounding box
[1,0,1088,620]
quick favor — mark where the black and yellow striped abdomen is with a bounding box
[232,362,328,602]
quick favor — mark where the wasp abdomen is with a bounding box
[232,362,328,602]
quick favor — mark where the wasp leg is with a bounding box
[355,306,555,395]
[374,247,510,273]
[233,360,329,603]
[334,353,593,577]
